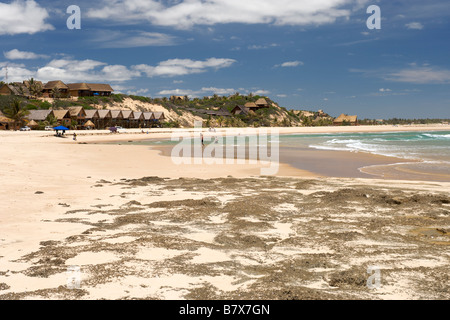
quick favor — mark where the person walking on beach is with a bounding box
[73,133,77,141]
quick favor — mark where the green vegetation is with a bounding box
[1,90,449,129]
[358,118,450,125]
[2,99,29,129]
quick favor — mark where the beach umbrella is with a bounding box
[53,126,69,131]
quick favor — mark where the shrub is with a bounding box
[39,101,52,109]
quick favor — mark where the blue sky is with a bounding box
[1,0,449,118]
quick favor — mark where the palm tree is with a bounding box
[44,115,58,128]
[26,78,42,98]
[217,116,224,127]
[70,119,78,130]
[3,99,29,130]
[51,87,61,100]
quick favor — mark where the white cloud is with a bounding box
[277,94,287,98]
[92,31,178,48]
[405,22,424,30]
[253,90,271,95]
[1,56,235,83]
[0,0,53,35]
[4,49,49,60]
[133,58,236,77]
[379,88,392,92]
[386,66,450,84]
[248,43,279,50]
[351,64,450,85]
[158,89,197,97]
[201,87,237,95]
[87,0,368,29]
[127,88,150,96]
[277,61,304,68]
[0,63,35,82]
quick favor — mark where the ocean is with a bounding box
[280,131,450,181]
[109,129,450,181]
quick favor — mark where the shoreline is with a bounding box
[80,125,449,183]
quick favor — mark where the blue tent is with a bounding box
[53,126,69,131]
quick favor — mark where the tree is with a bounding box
[217,116,224,127]
[44,115,58,127]
[3,99,29,130]
[70,119,78,130]
[51,87,61,100]
[26,78,42,98]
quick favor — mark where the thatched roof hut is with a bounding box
[153,112,165,121]
[133,111,144,121]
[255,98,269,107]
[67,106,86,119]
[97,110,112,120]
[0,112,14,130]
[26,110,53,121]
[87,83,114,95]
[231,105,250,115]
[110,110,123,120]
[0,83,31,97]
[121,110,134,120]
[67,83,90,91]
[85,109,99,120]
[27,120,39,127]
[83,120,95,128]
[52,110,71,121]
[43,80,69,90]
[244,102,258,109]
[143,112,155,121]
[333,114,358,126]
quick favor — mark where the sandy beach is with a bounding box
[0,124,449,300]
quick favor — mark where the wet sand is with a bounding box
[153,144,425,180]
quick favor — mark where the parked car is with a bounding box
[20,126,31,131]
[45,126,53,131]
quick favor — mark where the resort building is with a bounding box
[97,110,113,129]
[121,110,135,128]
[69,83,114,97]
[52,110,72,127]
[231,105,251,116]
[26,110,53,122]
[42,81,70,98]
[84,110,99,129]
[0,83,31,98]
[66,106,87,127]
[132,111,145,128]
[255,98,270,108]
[110,110,124,127]
[333,114,358,126]
[153,112,166,123]
[206,108,232,117]
[170,96,188,103]
[40,81,114,98]
[0,111,14,130]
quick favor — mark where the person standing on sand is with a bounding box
[73,133,77,141]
